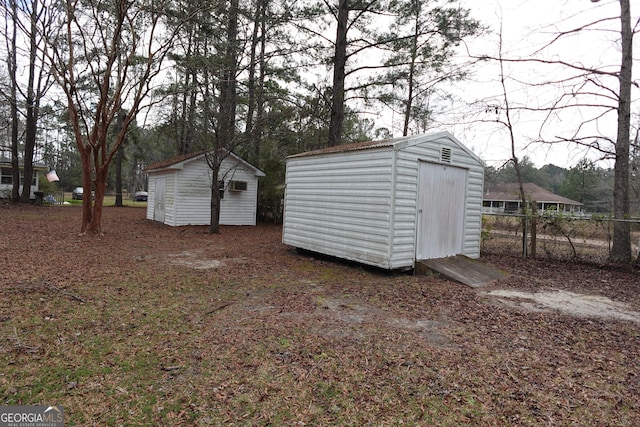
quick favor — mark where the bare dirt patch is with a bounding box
[2,204,639,426]
[486,289,640,322]
[166,249,250,269]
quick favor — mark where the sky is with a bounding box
[420,0,640,170]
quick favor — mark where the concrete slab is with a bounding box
[416,255,507,288]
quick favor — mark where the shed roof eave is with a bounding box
[286,131,483,166]
[145,151,265,177]
[145,164,184,173]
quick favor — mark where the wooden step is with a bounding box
[416,255,507,288]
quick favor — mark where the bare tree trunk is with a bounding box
[184,71,197,154]
[217,0,238,147]
[114,144,124,206]
[209,0,239,234]
[328,0,348,147]
[79,146,93,233]
[245,0,264,160]
[177,20,196,156]
[402,4,420,137]
[90,164,108,234]
[7,0,20,202]
[19,0,42,203]
[253,6,267,164]
[209,163,221,234]
[497,24,529,258]
[513,158,528,259]
[114,110,124,207]
[529,200,537,258]
[610,0,632,264]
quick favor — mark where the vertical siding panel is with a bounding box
[175,160,210,226]
[283,149,395,268]
[163,173,177,226]
[146,177,155,220]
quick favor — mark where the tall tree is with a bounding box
[299,0,387,147]
[376,0,480,136]
[47,0,183,233]
[327,0,350,146]
[165,0,209,155]
[498,28,530,258]
[20,0,54,202]
[3,0,20,202]
[609,0,634,264]
[243,0,300,166]
[245,0,268,162]
[206,0,239,234]
[545,0,635,263]
[472,0,637,263]
[0,0,54,202]
[113,109,125,206]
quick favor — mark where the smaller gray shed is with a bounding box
[282,131,485,270]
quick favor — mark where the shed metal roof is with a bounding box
[287,132,483,165]
[144,151,265,177]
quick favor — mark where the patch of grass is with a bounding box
[61,193,146,207]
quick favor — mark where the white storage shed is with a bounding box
[282,131,485,270]
[145,151,265,226]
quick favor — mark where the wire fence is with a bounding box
[482,213,640,264]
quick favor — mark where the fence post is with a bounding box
[522,213,528,259]
[530,200,538,258]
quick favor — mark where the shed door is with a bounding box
[153,177,166,223]
[416,162,467,259]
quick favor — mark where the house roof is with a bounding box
[287,131,484,165]
[144,150,206,172]
[484,183,582,206]
[0,161,48,170]
[144,151,265,177]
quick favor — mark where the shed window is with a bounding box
[0,168,35,185]
[440,147,452,163]
[1,168,11,185]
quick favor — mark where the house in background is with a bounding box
[0,161,47,199]
[483,182,583,215]
[283,131,485,270]
[144,151,265,226]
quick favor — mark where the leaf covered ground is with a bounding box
[1,205,639,426]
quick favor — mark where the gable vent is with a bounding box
[441,147,452,163]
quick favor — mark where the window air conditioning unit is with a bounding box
[228,180,248,191]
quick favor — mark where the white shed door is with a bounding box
[153,177,166,223]
[416,162,467,259]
